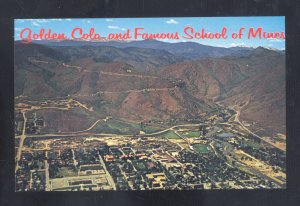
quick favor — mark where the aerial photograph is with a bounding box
[14,17,286,191]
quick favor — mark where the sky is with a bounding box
[14,17,285,50]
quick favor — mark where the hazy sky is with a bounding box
[14,17,285,50]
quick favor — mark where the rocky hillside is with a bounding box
[15,41,285,136]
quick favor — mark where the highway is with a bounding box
[231,101,279,149]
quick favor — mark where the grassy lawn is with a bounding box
[56,167,78,177]
[92,118,162,135]
[242,140,261,149]
[133,161,146,170]
[107,119,139,130]
[92,119,140,134]
[161,131,181,139]
[179,131,200,138]
[37,160,44,170]
[193,144,209,153]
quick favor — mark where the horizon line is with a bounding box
[14,39,286,51]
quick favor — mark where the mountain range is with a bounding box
[32,39,264,59]
[14,40,285,137]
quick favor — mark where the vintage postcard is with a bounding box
[14,17,286,191]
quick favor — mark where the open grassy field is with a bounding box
[161,131,181,139]
[91,118,162,135]
[241,140,261,149]
[193,144,209,153]
[56,167,78,178]
[179,131,200,138]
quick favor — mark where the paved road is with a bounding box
[30,58,160,79]
[232,105,278,149]
[44,158,50,191]
[145,124,201,136]
[98,153,116,190]
[59,119,102,134]
[15,112,27,173]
